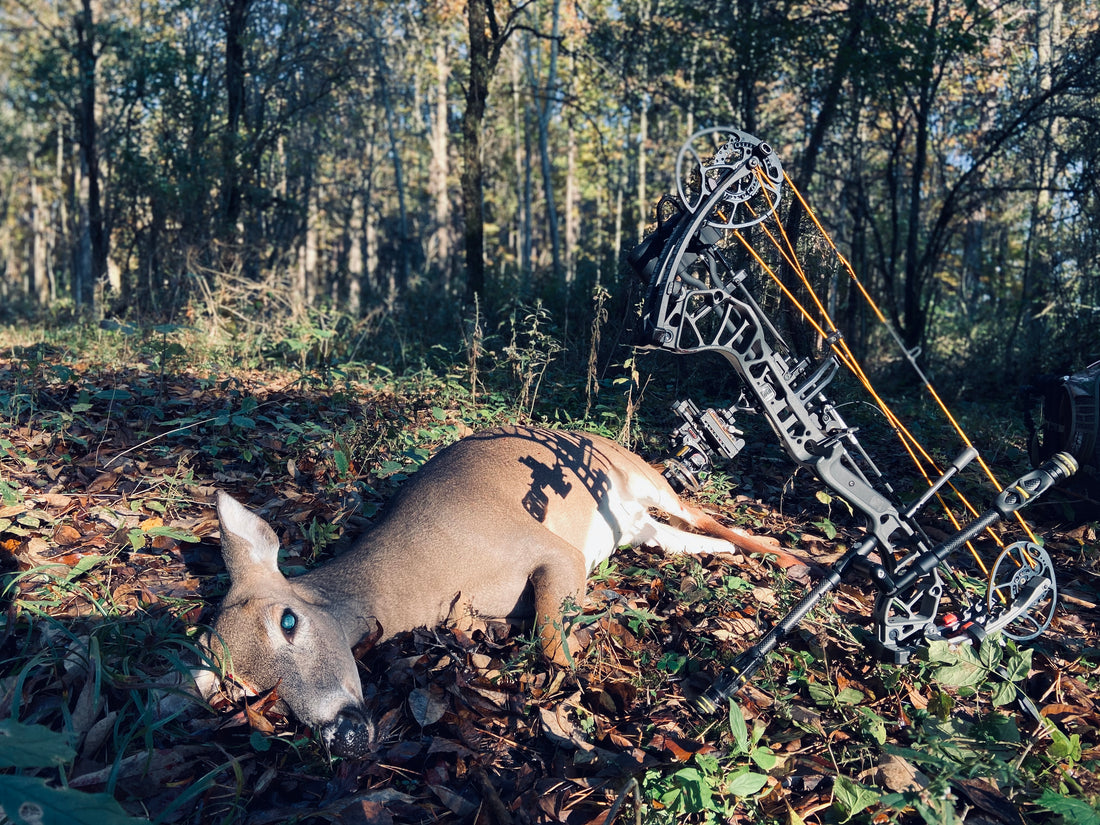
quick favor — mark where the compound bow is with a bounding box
[627,127,1078,712]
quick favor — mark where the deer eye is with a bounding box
[280,608,298,638]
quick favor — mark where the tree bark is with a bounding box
[565,116,577,287]
[511,50,531,292]
[428,42,453,289]
[636,100,648,243]
[460,0,516,307]
[779,0,866,352]
[74,0,104,309]
[29,146,50,305]
[1006,0,1063,373]
[221,0,250,240]
[902,0,942,353]
[371,32,411,293]
[533,0,562,280]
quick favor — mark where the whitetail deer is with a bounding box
[202,426,805,757]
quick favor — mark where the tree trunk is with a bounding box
[903,0,941,353]
[347,191,364,315]
[1006,0,1063,373]
[74,0,104,310]
[779,0,866,352]
[565,117,577,288]
[533,0,562,280]
[511,50,530,293]
[296,172,319,317]
[522,69,535,294]
[428,42,453,290]
[733,0,759,133]
[613,156,624,285]
[374,35,411,292]
[636,100,649,242]
[221,0,250,241]
[29,147,50,305]
[461,0,492,306]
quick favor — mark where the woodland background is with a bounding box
[1,0,1099,385]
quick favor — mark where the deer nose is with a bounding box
[321,705,375,758]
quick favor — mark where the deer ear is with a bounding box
[216,492,284,583]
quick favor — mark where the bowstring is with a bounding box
[720,166,1040,581]
[730,216,991,574]
[778,172,1039,553]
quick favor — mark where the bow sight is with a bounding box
[627,127,1078,712]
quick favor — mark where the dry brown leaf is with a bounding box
[37,493,74,508]
[408,685,448,727]
[751,586,777,606]
[15,536,65,573]
[53,524,83,546]
[87,471,122,493]
[70,747,205,790]
[243,687,281,734]
[907,686,929,710]
[80,711,119,761]
[245,702,276,734]
[953,778,1026,825]
[650,731,714,762]
[876,754,929,793]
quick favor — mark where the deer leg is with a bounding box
[664,501,813,571]
[529,549,589,665]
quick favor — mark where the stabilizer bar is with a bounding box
[693,452,1078,712]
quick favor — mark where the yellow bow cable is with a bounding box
[717,166,1042,582]
[781,172,1039,542]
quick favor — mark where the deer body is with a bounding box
[208,426,800,757]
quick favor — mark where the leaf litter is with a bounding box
[0,352,1097,823]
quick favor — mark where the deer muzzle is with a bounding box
[319,705,375,758]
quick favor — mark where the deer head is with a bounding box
[207,493,375,758]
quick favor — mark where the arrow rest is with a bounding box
[630,126,1078,712]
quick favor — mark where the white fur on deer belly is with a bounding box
[579,497,658,572]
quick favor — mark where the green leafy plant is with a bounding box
[726,700,777,776]
[832,775,883,823]
[0,773,149,825]
[1034,789,1100,825]
[638,702,775,823]
[501,301,563,417]
[0,658,159,824]
[925,633,1031,707]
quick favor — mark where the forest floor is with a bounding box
[1,332,1098,824]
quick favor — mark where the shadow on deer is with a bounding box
[198,426,805,757]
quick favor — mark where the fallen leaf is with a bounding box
[70,747,204,789]
[87,471,121,494]
[876,753,929,793]
[408,685,448,727]
[243,688,281,734]
[15,536,65,573]
[953,778,1025,825]
[650,731,714,762]
[751,587,777,606]
[54,525,83,546]
[37,493,73,508]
